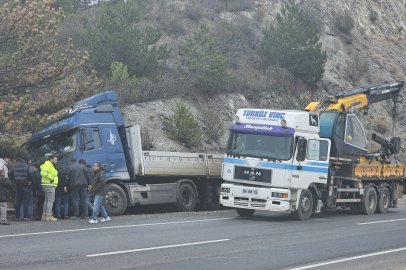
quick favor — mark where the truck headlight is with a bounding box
[221,187,230,193]
[272,192,288,198]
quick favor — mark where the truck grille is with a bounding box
[234,166,272,183]
[234,197,267,209]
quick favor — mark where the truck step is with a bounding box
[335,199,361,203]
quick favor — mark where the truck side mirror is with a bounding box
[296,139,307,162]
[86,142,95,151]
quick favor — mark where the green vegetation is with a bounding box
[257,2,327,84]
[163,100,203,147]
[86,0,170,78]
[180,23,233,93]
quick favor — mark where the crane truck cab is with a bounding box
[220,109,331,220]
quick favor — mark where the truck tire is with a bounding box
[291,190,313,221]
[103,183,127,216]
[376,187,390,214]
[174,183,196,212]
[358,185,377,215]
[236,208,255,217]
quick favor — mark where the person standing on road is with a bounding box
[65,158,90,220]
[54,166,69,219]
[80,160,95,210]
[89,162,110,224]
[34,166,45,219]
[40,155,58,221]
[0,169,13,225]
[9,156,36,221]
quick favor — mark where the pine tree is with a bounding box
[257,2,327,84]
[180,23,233,93]
[163,100,203,148]
[0,0,93,135]
[86,0,170,78]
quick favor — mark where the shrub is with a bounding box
[201,107,225,142]
[257,2,327,84]
[346,55,369,82]
[253,9,265,24]
[201,0,225,13]
[0,137,28,161]
[105,62,141,106]
[180,23,233,94]
[163,100,203,147]
[224,0,254,12]
[160,14,185,36]
[369,11,377,22]
[141,128,155,150]
[184,1,203,21]
[375,119,389,135]
[86,0,170,78]
[333,11,354,35]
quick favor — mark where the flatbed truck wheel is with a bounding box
[358,185,377,215]
[174,183,196,212]
[291,190,313,221]
[103,183,128,216]
[376,187,390,214]
[236,208,255,217]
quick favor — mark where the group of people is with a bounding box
[0,155,110,225]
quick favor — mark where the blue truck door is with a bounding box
[100,126,128,177]
[80,127,106,169]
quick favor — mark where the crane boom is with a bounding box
[305,81,404,113]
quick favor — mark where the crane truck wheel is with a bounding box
[358,185,377,215]
[376,187,390,214]
[174,183,197,212]
[291,190,313,221]
[236,208,255,217]
[103,183,128,216]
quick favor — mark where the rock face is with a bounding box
[122,0,406,163]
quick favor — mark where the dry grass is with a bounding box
[389,64,405,80]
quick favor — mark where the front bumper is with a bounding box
[220,183,292,212]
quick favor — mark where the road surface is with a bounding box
[2,206,406,270]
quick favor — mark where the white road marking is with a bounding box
[0,218,233,238]
[356,218,406,225]
[289,246,406,270]
[86,239,231,257]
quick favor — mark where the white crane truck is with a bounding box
[220,81,405,220]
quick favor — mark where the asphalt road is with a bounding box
[2,206,406,270]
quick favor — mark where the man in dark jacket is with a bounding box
[54,166,69,219]
[89,162,110,224]
[9,156,36,221]
[65,158,90,220]
[0,169,13,225]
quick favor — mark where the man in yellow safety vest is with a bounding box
[40,155,58,221]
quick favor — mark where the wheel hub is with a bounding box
[301,197,311,212]
[106,190,121,209]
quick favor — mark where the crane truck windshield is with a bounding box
[226,132,293,161]
[28,129,78,164]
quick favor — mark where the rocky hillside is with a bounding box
[118,0,406,162]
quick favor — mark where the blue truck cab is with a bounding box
[27,91,135,215]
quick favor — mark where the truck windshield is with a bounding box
[226,132,293,160]
[28,129,78,164]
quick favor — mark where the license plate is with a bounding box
[242,189,258,195]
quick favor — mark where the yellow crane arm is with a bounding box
[305,81,403,113]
